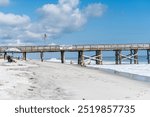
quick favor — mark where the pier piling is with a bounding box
[115,50,118,64]
[134,49,138,64]
[130,50,133,64]
[147,49,150,64]
[40,52,44,62]
[96,50,102,65]
[4,52,7,60]
[78,51,81,64]
[22,52,26,60]
[61,51,65,63]
[115,50,121,64]
[78,51,84,65]
[119,50,122,64]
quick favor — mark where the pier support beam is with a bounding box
[40,52,44,62]
[96,50,102,65]
[22,52,26,60]
[134,49,138,64]
[147,49,150,64]
[78,51,84,65]
[115,50,121,64]
[61,51,65,63]
[119,50,138,64]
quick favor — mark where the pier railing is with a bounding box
[0,43,150,52]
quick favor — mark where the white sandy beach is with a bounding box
[0,59,150,100]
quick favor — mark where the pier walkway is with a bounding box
[0,43,150,65]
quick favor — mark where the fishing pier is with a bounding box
[0,43,150,65]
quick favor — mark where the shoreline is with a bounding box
[86,65,150,82]
[47,58,150,82]
[1,59,150,100]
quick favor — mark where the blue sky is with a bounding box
[0,0,150,45]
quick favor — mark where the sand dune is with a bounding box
[0,59,150,100]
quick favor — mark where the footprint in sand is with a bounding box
[29,77,34,80]
[29,78,38,84]
[27,85,37,91]
[28,89,34,91]
[30,86,37,89]
[0,84,3,86]
[125,96,130,99]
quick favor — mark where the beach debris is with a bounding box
[80,62,86,67]
[70,60,73,64]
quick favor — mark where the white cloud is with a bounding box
[30,0,106,40]
[0,12,31,44]
[25,31,42,39]
[83,3,107,17]
[0,0,106,45]
[37,3,86,30]
[0,0,9,6]
[0,12,30,26]
[59,0,79,8]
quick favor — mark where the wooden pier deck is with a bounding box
[0,43,150,65]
